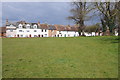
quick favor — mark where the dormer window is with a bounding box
[10,24,14,27]
[33,24,37,29]
[26,24,30,29]
[18,24,23,28]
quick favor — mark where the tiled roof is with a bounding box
[54,25,65,31]
[6,22,17,26]
[4,21,79,31]
[54,25,78,31]
[48,25,56,30]
[39,24,49,29]
[70,27,78,31]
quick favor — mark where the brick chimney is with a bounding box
[6,18,9,26]
[38,21,40,24]
[38,21,40,26]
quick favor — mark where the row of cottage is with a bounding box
[0,20,118,38]
[4,20,80,37]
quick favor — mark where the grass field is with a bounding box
[0,38,2,79]
[2,36,118,78]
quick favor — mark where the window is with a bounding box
[19,30,22,32]
[27,30,29,32]
[26,26,30,29]
[34,35,37,37]
[59,31,61,34]
[52,30,54,32]
[45,34,47,37]
[19,26,22,28]
[18,24,23,28]
[42,29,43,32]
[34,30,37,32]
[74,35,76,37]
[33,24,37,29]
[25,35,28,37]
[57,34,59,37]
[10,30,13,32]
[38,35,40,37]
[20,35,23,37]
[64,34,66,37]
[33,25,37,29]
[45,29,47,32]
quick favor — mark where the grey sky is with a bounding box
[2,2,100,26]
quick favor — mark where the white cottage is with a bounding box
[55,25,79,37]
[6,21,50,37]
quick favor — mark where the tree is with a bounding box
[115,1,120,36]
[95,2,118,35]
[84,23,100,33]
[68,1,95,36]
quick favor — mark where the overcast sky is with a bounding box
[1,2,100,26]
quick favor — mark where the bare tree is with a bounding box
[95,2,118,35]
[115,1,120,36]
[68,1,95,36]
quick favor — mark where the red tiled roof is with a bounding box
[54,25,78,31]
[39,24,49,29]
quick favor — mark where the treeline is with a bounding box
[68,1,120,36]
[84,23,101,33]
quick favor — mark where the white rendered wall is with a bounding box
[6,26,17,37]
[91,32,95,36]
[115,31,118,36]
[6,30,17,37]
[16,29,48,37]
[56,31,79,37]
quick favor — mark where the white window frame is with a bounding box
[34,30,37,32]
[19,30,23,32]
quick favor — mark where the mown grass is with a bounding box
[2,36,118,78]
[0,38,2,79]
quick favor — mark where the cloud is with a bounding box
[2,2,73,25]
[1,0,119,2]
[0,3,2,27]
[1,0,73,2]
[2,2,100,26]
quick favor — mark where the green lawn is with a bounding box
[0,38,2,79]
[2,36,118,78]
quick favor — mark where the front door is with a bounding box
[17,34,19,37]
[29,34,31,37]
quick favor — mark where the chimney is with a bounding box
[67,25,70,27]
[38,21,40,24]
[22,21,26,27]
[6,18,8,25]
[38,21,40,26]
